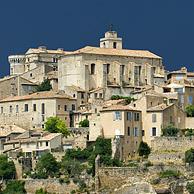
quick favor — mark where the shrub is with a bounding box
[186,181,194,194]
[36,79,52,92]
[162,125,179,137]
[79,119,89,127]
[159,170,180,178]
[185,128,194,136]
[185,148,194,164]
[138,141,151,158]
[186,105,194,117]
[2,180,26,194]
[110,95,135,104]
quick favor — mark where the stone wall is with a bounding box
[185,117,194,129]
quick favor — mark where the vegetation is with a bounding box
[36,79,52,92]
[185,105,194,117]
[0,155,16,180]
[45,117,70,137]
[79,119,89,127]
[185,128,194,136]
[35,188,53,194]
[111,95,135,104]
[138,141,151,158]
[162,125,179,137]
[185,148,194,164]
[2,180,26,194]
[186,181,194,194]
[34,153,59,179]
[159,170,181,178]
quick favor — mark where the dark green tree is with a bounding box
[45,117,70,137]
[2,180,26,194]
[185,148,194,164]
[186,181,194,193]
[185,128,194,136]
[36,79,52,92]
[0,155,16,180]
[186,105,194,117]
[79,119,89,127]
[162,125,179,137]
[138,141,151,158]
[35,153,59,178]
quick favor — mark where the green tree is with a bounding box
[185,148,194,164]
[0,155,16,180]
[186,181,194,194]
[138,141,151,158]
[110,95,135,105]
[2,180,26,194]
[186,105,194,117]
[45,117,70,137]
[36,79,52,92]
[79,119,89,127]
[35,153,59,178]
[185,128,194,136]
[162,125,179,137]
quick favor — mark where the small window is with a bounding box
[95,108,97,114]
[9,106,13,113]
[42,124,44,129]
[72,104,75,111]
[142,130,145,136]
[81,93,84,99]
[58,105,61,110]
[91,63,95,75]
[121,65,125,75]
[113,42,117,49]
[152,114,157,123]
[64,105,67,111]
[33,104,36,111]
[42,115,45,122]
[134,127,138,136]
[16,105,19,113]
[127,112,132,121]
[24,104,28,112]
[114,111,122,120]
[99,93,103,99]
[42,103,45,114]
[46,141,48,146]
[152,127,157,136]
[73,94,76,98]
[94,93,98,99]
[1,107,3,114]
[134,113,140,121]
[127,127,130,136]
[107,64,110,74]
[30,73,32,77]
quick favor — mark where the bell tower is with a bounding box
[100,25,122,49]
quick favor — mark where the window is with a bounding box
[16,105,19,113]
[24,104,28,112]
[33,104,36,111]
[134,113,140,121]
[72,104,75,111]
[121,65,125,75]
[114,111,122,120]
[142,130,145,136]
[9,106,13,113]
[94,93,98,99]
[0,107,3,114]
[73,94,76,98]
[152,127,157,136]
[188,96,193,105]
[152,114,157,123]
[42,124,44,129]
[42,103,45,114]
[134,127,138,136]
[127,112,132,121]
[107,64,110,74]
[42,115,45,122]
[53,58,58,63]
[81,93,84,99]
[91,63,95,74]
[95,108,97,114]
[99,93,103,98]
[40,142,42,147]
[113,42,117,49]
[127,127,130,136]
[64,105,67,111]
[58,105,61,110]
[30,73,32,77]
[46,141,48,146]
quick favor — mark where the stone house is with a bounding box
[0,75,37,100]
[100,105,142,160]
[0,91,77,130]
[58,30,165,100]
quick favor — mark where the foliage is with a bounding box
[35,153,59,178]
[0,155,16,180]
[185,128,194,136]
[45,117,70,137]
[36,79,52,92]
[159,170,181,178]
[185,148,194,164]
[2,180,26,194]
[186,181,194,193]
[138,141,151,158]
[35,188,50,194]
[79,119,89,127]
[110,95,135,104]
[186,105,194,117]
[162,125,179,137]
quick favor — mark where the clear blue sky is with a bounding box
[1,0,194,77]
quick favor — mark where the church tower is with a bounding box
[100,28,122,49]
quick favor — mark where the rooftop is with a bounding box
[100,105,140,112]
[147,103,174,112]
[0,125,26,137]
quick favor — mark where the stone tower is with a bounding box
[100,30,122,49]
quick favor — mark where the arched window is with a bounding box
[113,42,117,49]
[91,63,95,75]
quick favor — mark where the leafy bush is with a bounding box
[186,105,194,117]
[186,181,194,194]
[159,170,180,178]
[2,180,26,194]
[79,119,89,127]
[36,79,52,92]
[138,141,151,158]
[185,128,194,136]
[35,188,50,194]
[110,95,135,104]
[162,125,179,137]
[185,148,194,164]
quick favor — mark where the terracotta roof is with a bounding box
[66,46,162,59]
[147,103,174,112]
[0,125,26,137]
[0,91,74,103]
[100,105,140,112]
[39,133,62,141]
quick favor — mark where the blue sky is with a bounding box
[1,0,194,77]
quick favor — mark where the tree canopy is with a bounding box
[45,117,70,137]
[185,105,194,117]
[36,79,52,92]
[2,180,26,194]
[79,119,89,127]
[138,141,151,158]
[185,148,194,164]
[162,125,179,137]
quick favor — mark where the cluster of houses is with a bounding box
[0,30,194,161]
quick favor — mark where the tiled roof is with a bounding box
[100,105,140,112]
[0,125,26,137]
[0,91,74,103]
[67,85,85,92]
[147,103,174,112]
[66,46,162,59]
[39,133,62,141]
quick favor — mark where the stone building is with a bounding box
[100,105,142,160]
[0,75,37,100]
[58,30,165,100]
[0,91,77,130]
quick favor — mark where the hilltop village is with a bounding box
[1,30,194,194]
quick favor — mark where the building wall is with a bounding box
[185,117,194,129]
